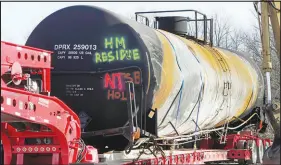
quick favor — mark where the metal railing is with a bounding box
[135,9,214,46]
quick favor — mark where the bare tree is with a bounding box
[241,28,263,64]
[212,13,232,47]
[229,29,244,51]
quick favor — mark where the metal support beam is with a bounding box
[210,18,214,46]
[261,1,272,104]
[203,15,207,44]
[269,1,280,60]
[195,11,198,39]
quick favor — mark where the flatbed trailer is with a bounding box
[95,132,272,164]
[0,41,273,165]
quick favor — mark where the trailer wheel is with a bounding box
[246,140,258,164]
[264,141,270,150]
[237,140,247,164]
[257,139,264,163]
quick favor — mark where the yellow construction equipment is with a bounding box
[257,1,280,164]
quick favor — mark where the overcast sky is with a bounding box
[1,2,257,45]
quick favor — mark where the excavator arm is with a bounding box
[257,1,280,164]
[269,1,280,59]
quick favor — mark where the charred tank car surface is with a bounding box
[26,5,264,153]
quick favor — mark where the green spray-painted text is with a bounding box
[95,37,140,63]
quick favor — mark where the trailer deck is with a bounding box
[96,149,229,164]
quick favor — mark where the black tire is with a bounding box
[246,140,258,164]
[264,141,270,150]
[257,139,264,163]
[237,140,247,165]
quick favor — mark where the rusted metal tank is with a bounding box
[25,5,264,151]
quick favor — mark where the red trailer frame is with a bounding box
[1,41,98,165]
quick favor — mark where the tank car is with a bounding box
[25,5,264,152]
